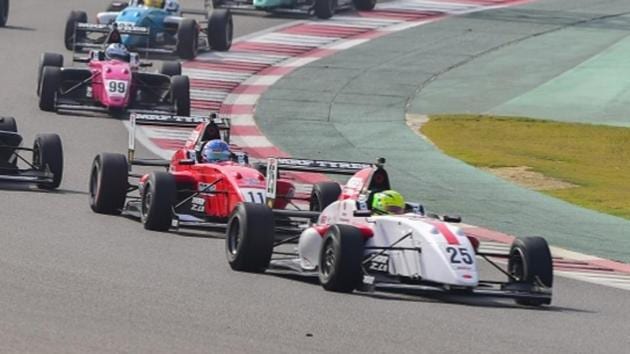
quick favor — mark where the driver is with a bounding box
[144,0,165,8]
[371,190,405,215]
[105,43,131,62]
[201,139,232,163]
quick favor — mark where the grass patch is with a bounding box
[420,114,630,219]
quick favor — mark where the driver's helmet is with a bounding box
[371,190,405,215]
[144,0,164,8]
[202,139,231,163]
[164,0,180,12]
[105,43,130,62]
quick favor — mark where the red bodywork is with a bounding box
[139,122,293,219]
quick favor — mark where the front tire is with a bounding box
[160,61,181,77]
[226,203,275,272]
[208,9,233,51]
[318,224,365,292]
[33,134,63,190]
[508,236,553,306]
[64,11,88,51]
[310,182,341,212]
[39,66,61,112]
[170,75,190,116]
[89,153,128,214]
[37,53,64,97]
[176,18,199,60]
[141,171,176,231]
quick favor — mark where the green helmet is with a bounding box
[372,190,405,215]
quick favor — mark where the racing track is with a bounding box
[1,0,629,353]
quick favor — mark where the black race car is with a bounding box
[0,116,63,189]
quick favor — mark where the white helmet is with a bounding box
[164,0,180,13]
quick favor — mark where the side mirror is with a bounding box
[178,159,195,165]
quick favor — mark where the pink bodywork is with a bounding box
[88,59,133,109]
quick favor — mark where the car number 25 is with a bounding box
[446,246,473,265]
[241,189,266,204]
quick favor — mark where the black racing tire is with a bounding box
[107,1,128,12]
[309,182,341,212]
[37,53,64,97]
[141,171,176,231]
[0,0,9,27]
[89,153,128,215]
[352,0,376,11]
[64,10,88,51]
[160,61,181,77]
[314,0,336,20]
[33,134,63,190]
[170,75,190,116]
[0,116,17,132]
[0,116,17,166]
[508,236,553,306]
[176,18,198,60]
[226,203,275,272]
[208,9,233,51]
[39,66,61,112]
[319,224,365,292]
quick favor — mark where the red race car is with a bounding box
[88,113,295,232]
[38,24,190,117]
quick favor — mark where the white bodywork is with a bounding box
[298,199,479,287]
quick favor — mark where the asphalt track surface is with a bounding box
[1,1,629,353]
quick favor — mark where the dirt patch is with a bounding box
[482,166,577,191]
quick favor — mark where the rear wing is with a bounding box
[128,112,230,163]
[72,23,150,53]
[265,157,383,206]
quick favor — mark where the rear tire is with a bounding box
[314,0,336,19]
[176,18,198,60]
[310,182,341,212]
[352,0,376,11]
[208,9,233,51]
[319,224,365,292]
[226,203,275,272]
[171,75,190,116]
[39,66,61,112]
[508,236,553,306]
[33,134,63,190]
[89,153,128,215]
[141,171,176,231]
[64,10,88,51]
[160,61,181,77]
[0,0,9,27]
[37,53,64,97]
[0,116,18,166]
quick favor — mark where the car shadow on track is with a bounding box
[1,25,36,31]
[0,182,87,195]
[265,271,591,313]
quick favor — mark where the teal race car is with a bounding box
[214,0,376,19]
[64,0,232,59]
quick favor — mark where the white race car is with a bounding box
[225,157,553,306]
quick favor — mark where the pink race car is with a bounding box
[37,24,190,117]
